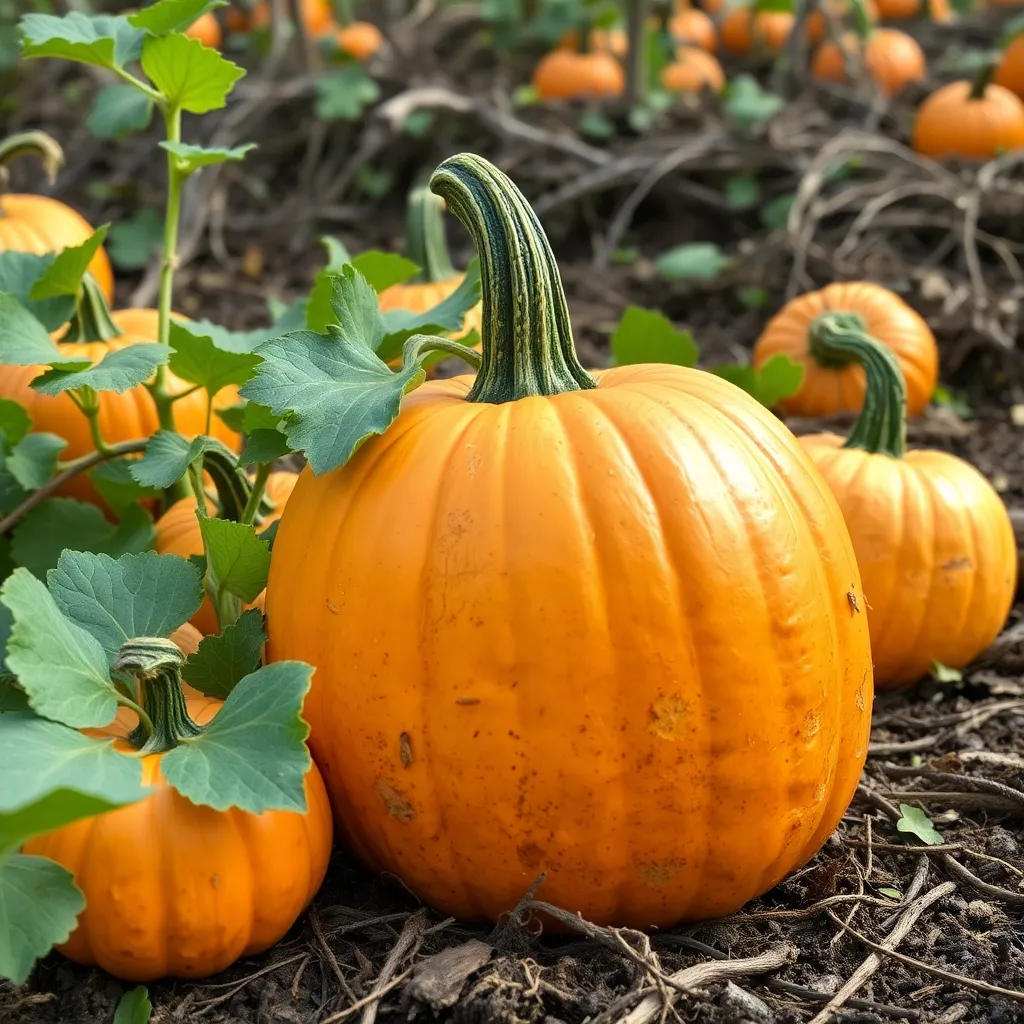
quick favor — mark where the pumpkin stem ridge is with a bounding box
[810,312,907,459]
[403,181,456,284]
[61,275,122,343]
[115,637,203,755]
[0,130,64,195]
[429,154,596,404]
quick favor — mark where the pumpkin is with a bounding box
[912,73,1024,160]
[336,20,384,59]
[531,49,625,100]
[994,35,1024,100]
[184,10,222,47]
[661,47,726,92]
[557,26,629,56]
[806,0,879,44]
[0,280,240,508]
[23,639,332,982]
[0,131,114,303]
[811,28,926,96]
[873,0,952,20]
[798,322,1016,687]
[250,0,334,34]
[720,6,795,55]
[753,282,938,418]
[156,471,299,635]
[264,153,873,928]
[668,9,718,51]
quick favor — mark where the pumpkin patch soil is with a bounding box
[3,7,1024,1021]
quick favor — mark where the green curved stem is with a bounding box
[115,638,202,755]
[850,0,873,40]
[0,130,63,194]
[404,182,456,283]
[242,463,271,526]
[61,275,121,343]
[970,61,997,101]
[809,312,907,459]
[429,154,596,405]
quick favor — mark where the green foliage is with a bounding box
[0,253,75,332]
[108,209,164,270]
[315,65,381,120]
[931,660,963,683]
[184,609,266,698]
[197,517,271,603]
[655,243,733,283]
[161,141,256,176]
[20,13,146,72]
[87,84,154,139]
[29,228,110,300]
[114,987,153,1024]
[32,344,172,398]
[724,75,784,131]
[141,33,244,113]
[610,307,698,367]
[896,804,944,846]
[0,295,87,368]
[715,354,804,410]
[725,174,761,212]
[131,432,230,489]
[169,321,261,397]
[128,0,226,36]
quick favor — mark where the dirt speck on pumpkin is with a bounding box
[375,779,415,823]
[399,732,413,768]
[648,693,690,740]
[637,858,687,886]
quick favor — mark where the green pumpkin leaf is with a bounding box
[761,193,795,231]
[31,343,171,396]
[655,243,732,283]
[314,64,381,121]
[305,263,386,338]
[90,458,161,514]
[0,855,84,985]
[29,226,110,300]
[349,250,421,293]
[174,302,309,356]
[0,253,75,331]
[0,676,28,713]
[6,433,66,492]
[724,74,784,131]
[715,354,804,409]
[108,208,163,271]
[724,173,761,211]
[0,295,88,368]
[0,401,32,448]
[49,551,204,668]
[161,661,313,813]
[896,804,944,846]
[184,608,266,698]
[238,428,291,466]
[140,33,244,114]
[20,12,146,71]
[610,306,697,367]
[168,321,261,396]
[129,0,226,36]
[11,499,155,579]
[130,431,233,489]
[197,518,270,603]
[114,986,152,1024]
[87,84,154,140]
[160,141,256,177]
[243,268,426,475]
[0,571,118,728]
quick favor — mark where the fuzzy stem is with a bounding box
[0,131,63,195]
[241,463,271,526]
[429,154,595,405]
[809,312,907,459]
[403,183,456,283]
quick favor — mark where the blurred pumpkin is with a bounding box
[668,9,718,51]
[661,47,726,92]
[557,26,629,55]
[532,48,625,100]
[811,27,926,95]
[995,34,1024,99]
[336,20,384,59]
[874,0,953,19]
[250,0,334,35]
[912,73,1024,159]
[720,6,795,55]
[184,10,222,47]
[806,0,879,43]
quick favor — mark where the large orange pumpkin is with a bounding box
[0,131,114,302]
[753,282,938,418]
[24,639,332,982]
[811,27,926,96]
[264,153,873,928]
[798,323,1016,687]
[0,281,239,507]
[995,35,1024,99]
[531,49,625,100]
[912,74,1024,160]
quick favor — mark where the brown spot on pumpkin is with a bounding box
[456,697,480,706]
[399,732,412,768]
[517,842,545,868]
[375,780,415,823]
[326,599,340,615]
[941,557,972,571]
[648,693,690,740]
[855,673,868,711]
[847,591,860,613]
[638,858,686,886]
[802,708,822,740]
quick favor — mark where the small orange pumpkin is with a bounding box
[661,47,726,92]
[0,132,114,303]
[336,20,384,59]
[720,6,795,55]
[557,26,629,56]
[798,322,1016,687]
[250,0,334,35]
[873,0,952,20]
[668,9,718,51]
[994,34,1024,100]
[532,49,625,100]
[811,27,926,96]
[184,10,222,47]
[806,0,879,44]
[912,73,1024,160]
[752,282,938,418]
[24,639,333,982]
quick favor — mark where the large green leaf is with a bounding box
[29,227,109,300]
[0,252,75,331]
[168,321,261,397]
[184,609,265,698]
[129,0,226,35]
[140,33,244,114]
[20,12,146,71]
[31,343,171,396]
[610,306,698,367]
[197,518,270,603]
[0,295,87,368]
[130,431,231,489]
[5,433,66,492]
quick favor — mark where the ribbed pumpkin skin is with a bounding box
[0,308,239,506]
[799,435,1016,687]
[912,82,1024,160]
[753,283,938,418]
[265,366,873,927]
[23,697,333,982]
[0,194,114,302]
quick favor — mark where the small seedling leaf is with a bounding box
[610,306,698,367]
[655,243,732,283]
[896,803,944,846]
[141,33,244,114]
[197,518,271,603]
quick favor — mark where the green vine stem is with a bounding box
[61,275,121,343]
[625,0,650,109]
[850,0,873,40]
[115,638,203,755]
[429,154,596,404]
[241,463,272,525]
[0,130,63,194]
[809,312,907,459]
[403,182,456,283]
[970,60,997,100]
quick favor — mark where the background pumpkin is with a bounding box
[668,9,718,51]
[336,21,384,59]
[798,320,1016,687]
[184,10,222,47]
[752,282,938,418]
[661,47,726,93]
[806,0,879,43]
[531,49,625,100]
[811,27,926,96]
[265,153,873,928]
[24,642,333,982]
[995,34,1024,98]
[912,73,1024,159]
[0,131,114,302]
[720,7,794,55]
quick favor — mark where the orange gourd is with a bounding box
[264,153,873,928]
[811,27,926,96]
[874,0,952,20]
[798,325,1016,687]
[806,0,879,43]
[661,47,726,92]
[912,71,1024,160]
[0,132,114,303]
[720,5,795,55]
[23,639,332,981]
[0,281,239,508]
[336,20,384,59]
[250,0,334,35]
[753,282,938,418]
[668,9,718,51]
[184,10,222,47]
[532,49,625,100]
[155,471,299,635]
[557,26,629,55]
[995,35,1024,98]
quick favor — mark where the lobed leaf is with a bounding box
[715,354,803,409]
[238,428,291,466]
[349,250,420,293]
[5,433,66,492]
[895,804,944,846]
[87,84,154,140]
[184,608,266,698]
[0,295,88,368]
[610,306,697,368]
[160,141,255,176]
[140,33,244,114]
[197,518,270,603]
[168,321,261,395]
[20,12,146,71]
[129,0,226,35]
[31,343,171,397]
[130,431,233,489]
[29,227,109,300]
[113,986,152,1024]
[0,252,75,331]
